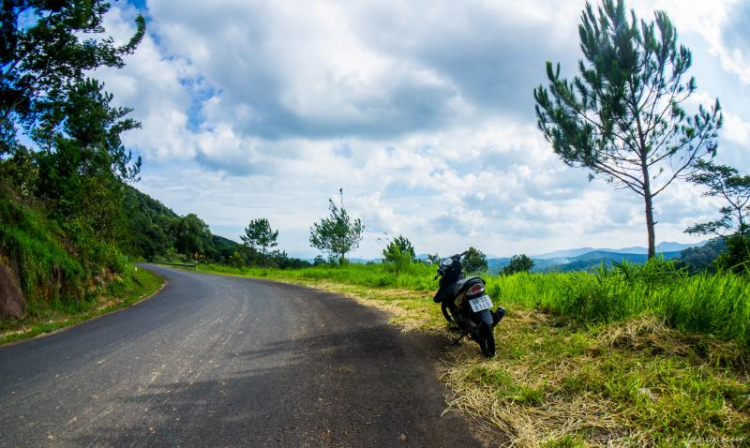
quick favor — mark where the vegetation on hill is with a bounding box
[0,1,152,325]
[675,239,727,274]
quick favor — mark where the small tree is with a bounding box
[685,161,750,274]
[241,218,279,266]
[309,189,364,264]
[462,247,488,273]
[685,161,750,236]
[502,254,535,275]
[714,234,750,274]
[229,251,246,271]
[534,0,722,259]
[382,235,416,272]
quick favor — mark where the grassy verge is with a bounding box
[190,262,750,447]
[0,265,164,345]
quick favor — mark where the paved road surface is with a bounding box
[0,265,483,447]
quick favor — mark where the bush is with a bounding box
[502,254,535,275]
[715,233,750,274]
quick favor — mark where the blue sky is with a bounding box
[96,0,750,258]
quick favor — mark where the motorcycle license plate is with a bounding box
[468,295,493,312]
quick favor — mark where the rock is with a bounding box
[0,262,25,319]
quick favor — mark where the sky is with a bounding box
[94,0,750,259]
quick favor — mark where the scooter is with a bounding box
[433,252,506,357]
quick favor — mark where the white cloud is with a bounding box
[90,0,750,257]
[629,0,750,85]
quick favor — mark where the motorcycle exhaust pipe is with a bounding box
[492,306,506,327]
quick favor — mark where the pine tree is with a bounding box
[309,189,364,264]
[534,0,722,258]
[241,218,279,266]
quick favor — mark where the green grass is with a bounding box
[190,261,750,447]
[198,260,750,350]
[0,264,163,345]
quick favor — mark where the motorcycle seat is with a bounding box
[451,276,483,298]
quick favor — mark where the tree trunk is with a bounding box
[644,193,656,259]
[641,158,656,259]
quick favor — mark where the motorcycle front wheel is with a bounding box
[478,322,495,358]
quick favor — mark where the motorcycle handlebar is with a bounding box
[450,251,469,259]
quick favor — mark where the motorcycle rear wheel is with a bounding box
[478,322,495,358]
[441,301,457,325]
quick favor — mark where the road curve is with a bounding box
[0,265,483,447]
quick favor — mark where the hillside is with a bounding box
[122,185,241,262]
[0,177,239,323]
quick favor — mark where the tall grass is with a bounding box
[485,264,750,349]
[201,259,750,350]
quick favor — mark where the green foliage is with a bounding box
[241,218,278,266]
[0,195,85,307]
[121,185,178,260]
[0,2,174,326]
[534,0,722,258]
[675,239,725,274]
[309,192,364,264]
[1,0,145,154]
[462,246,488,273]
[170,214,213,259]
[686,161,750,236]
[382,235,416,273]
[682,161,750,274]
[502,254,534,275]
[715,233,750,274]
[163,247,186,263]
[229,251,246,270]
[211,234,240,262]
[268,250,312,270]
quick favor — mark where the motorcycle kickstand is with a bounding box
[450,332,468,346]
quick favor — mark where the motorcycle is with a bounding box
[433,251,506,357]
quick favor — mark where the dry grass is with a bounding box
[284,279,446,333]
[441,312,750,447]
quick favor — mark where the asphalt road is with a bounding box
[0,265,483,447]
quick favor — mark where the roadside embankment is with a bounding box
[0,265,164,345]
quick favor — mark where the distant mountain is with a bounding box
[532,241,706,259]
[655,241,709,252]
[539,250,683,273]
[486,245,693,274]
[532,247,597,260]
[487,258,511,272]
